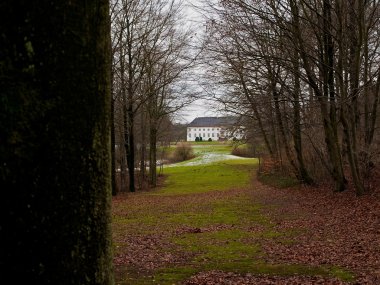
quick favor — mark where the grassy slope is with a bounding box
[112,144,353,284]
[159,160,255,195]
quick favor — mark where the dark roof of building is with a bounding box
[188,116,238,127]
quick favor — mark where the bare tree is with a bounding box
[111,0,198,191]
[201,0,380,194]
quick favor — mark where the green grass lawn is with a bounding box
[158,159,256,195]
[112,150,354,284]
[178,141,232,155]
[192,144,232,155]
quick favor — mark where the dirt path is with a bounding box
[112,158,380,284]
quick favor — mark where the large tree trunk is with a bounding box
[1,1,113,284]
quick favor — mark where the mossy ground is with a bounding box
[112,146,354,284]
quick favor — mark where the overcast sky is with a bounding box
[174,0,220,124]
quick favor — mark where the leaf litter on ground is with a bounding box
[112,158,380,284]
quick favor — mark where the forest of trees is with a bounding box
[108,0,380,196]
[200,0,380,195]
[2,0,380,283]
[110,0,199,193]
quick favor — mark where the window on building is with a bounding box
[189,133,191,137]
[203,129,205,131]
[217,133,219,137]
[203,133,205,137]
[207,133,210,137]
[212,133,214,137]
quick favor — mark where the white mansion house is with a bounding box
[187,117,245,142]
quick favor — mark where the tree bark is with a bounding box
[1,1,114,284]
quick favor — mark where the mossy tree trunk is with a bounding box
[0,1,114,284]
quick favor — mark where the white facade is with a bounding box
[186,126,245,142]
[187,126,222,142]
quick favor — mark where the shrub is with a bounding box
[208,138,212,142]
[195,137,199,142]
[231,143,256,158]
[199,137,203,141]
[231,146,248,157]
[171,142,195,162]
